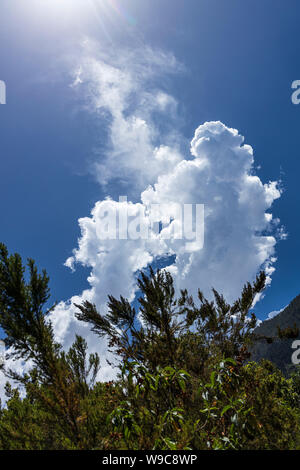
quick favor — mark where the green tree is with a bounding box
[0,243,103,449]
[75,267,265,376]
[0,243,299,450]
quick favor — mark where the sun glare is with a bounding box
[34,0,135,25]
[21,0,102,32]
[39,0,86,15]
[21,0,136,43]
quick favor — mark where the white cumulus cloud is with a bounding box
[50,117,283,381]
[0,44,285,395]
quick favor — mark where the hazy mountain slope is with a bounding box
[251,294,300,374]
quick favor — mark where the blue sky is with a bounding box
[0,0,300,325]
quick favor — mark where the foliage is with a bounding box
[0,243,299,450]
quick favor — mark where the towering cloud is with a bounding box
[0,43,284,397]
[47,44,283,379]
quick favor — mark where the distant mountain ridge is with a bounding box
[251,294,300,375]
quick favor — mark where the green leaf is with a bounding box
[221,404,233,417]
